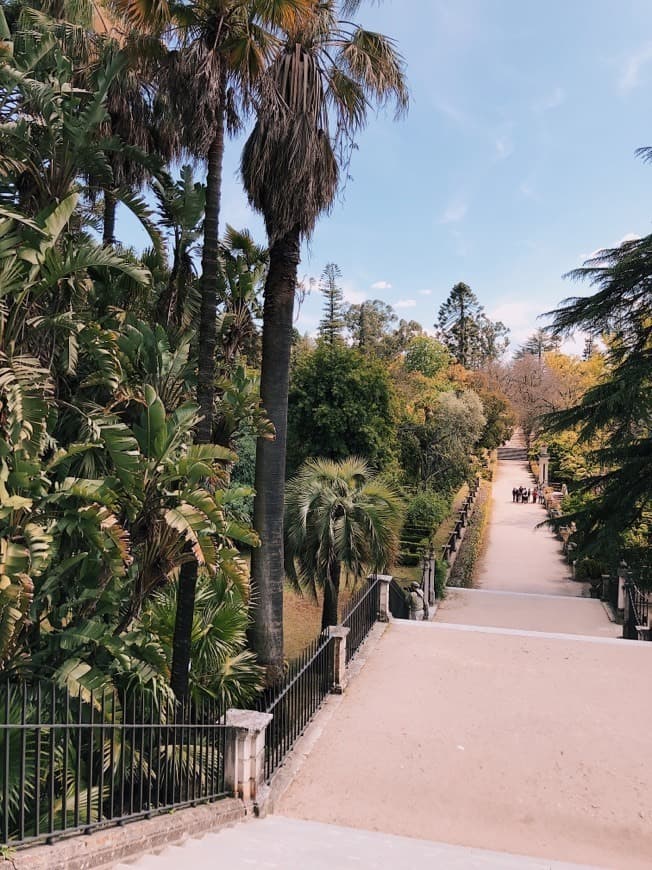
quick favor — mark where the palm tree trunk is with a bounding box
[170,560,197,699]
[249,227,301,681]
[196,91,225,444]
[321,561,341,630]
[170,81,226,701]
[103,190,117,246]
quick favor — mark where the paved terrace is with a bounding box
[119,444,641,869]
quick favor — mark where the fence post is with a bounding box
[427,546,436,605]
[224,710,273,802]
[374,574,392,622]
[617,561,628,616]
[328,626,350,693]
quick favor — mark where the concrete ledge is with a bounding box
[11,798,246,870]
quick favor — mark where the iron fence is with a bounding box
[623,583,650,640]
[256,631,333,779]
[389,578,410,619]
[0,681,228,849]
[342,576,381,664]
[601,575,619,613]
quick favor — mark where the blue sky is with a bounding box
[121,0,652,351]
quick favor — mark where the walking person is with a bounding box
[527,487,531,503]
[512,487,517,502]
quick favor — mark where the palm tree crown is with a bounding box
[285,457,404,629]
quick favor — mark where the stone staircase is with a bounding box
[497,446,528,461]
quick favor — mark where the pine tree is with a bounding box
[546,229,652,561]
[318,263,345,345]
[436,282,510,368]
[515,328,560,361]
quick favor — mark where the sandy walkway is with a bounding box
[440,588,619,637]
[278,622,652,870]
[475,450,577,596]
[435,443,620,638]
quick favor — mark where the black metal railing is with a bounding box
[342,576,381,664]
[256,631,333,780]
[623,583,650,640]
[0,681,228,849]
[601,575,619,613]
[389,578,410,619]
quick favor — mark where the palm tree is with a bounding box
[241,1,407,676]
[285,457,404,629]
[113,0,311,699]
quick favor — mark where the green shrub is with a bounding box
[404,490,450,536]
[435,558,448,598]
[575,557,605,581]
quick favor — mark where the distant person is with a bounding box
[533,487,538,504]
[512,487,517,502]
[527,488,531,503]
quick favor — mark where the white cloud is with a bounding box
[488,299,543,348]
[419,289,433,296]
[440,199,468,224]
[395,299,417,309]
[620,43,652,92]
[494,136,513,159]
[519,181,535,198]
[535,86,565,112]
[342,280,367,305]
[371,280,392,291]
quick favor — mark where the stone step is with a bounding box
[497,448,528,460]
[114,816,601,869]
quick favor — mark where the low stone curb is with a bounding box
[8,797,246,870]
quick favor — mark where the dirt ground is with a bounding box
[278,621,652,870]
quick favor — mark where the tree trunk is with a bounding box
[170,560,198,699]
[196,89,225,444]
[321,561,341,630]
[249,227,301,682]
[170,81,225,701]
[103,190,117,246]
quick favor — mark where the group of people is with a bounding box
[512,485,543,504]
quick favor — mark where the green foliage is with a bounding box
[285,457,405,627]
[436,282,509,368]
[400,490,450,566]
[449,482,490,588]
[545,202,652,560]
[399,390,486,491]
[575,558,605,581]
[318,262,345,345]
[0,13,265,705]
[404,335,451,378]
[405,491,451,533]
[287,343,396,474]
[142,572,263,707]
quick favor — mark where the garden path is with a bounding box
[119,443,641,869]
[435,435,620,638]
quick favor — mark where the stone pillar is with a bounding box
[617,562,628,613]
[538,447,549,487]
[224,709,273,803]
[373,573,392,621]
[328,625,350,693]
